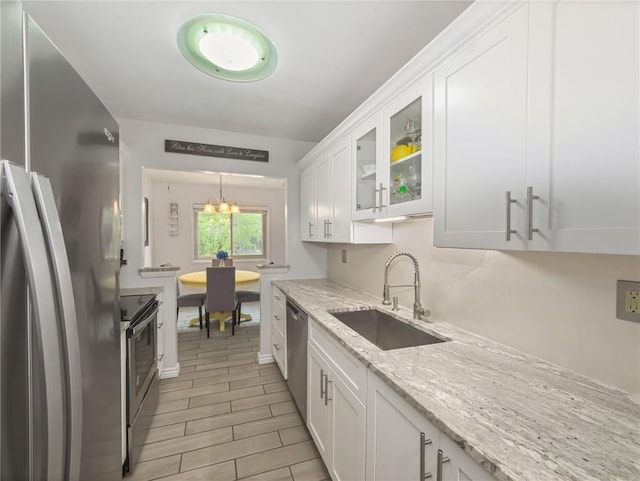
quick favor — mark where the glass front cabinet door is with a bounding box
[383,76,433,217]
[352,112,383,221]
[352,77,433,220]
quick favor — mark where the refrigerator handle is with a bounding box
[31,173,82,481]
[1,161,66,481]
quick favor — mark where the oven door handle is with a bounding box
[130,304,160,337]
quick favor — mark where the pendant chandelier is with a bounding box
[203,174,240,214]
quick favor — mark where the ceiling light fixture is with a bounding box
[177,14,277,82]
[204,174,240,214]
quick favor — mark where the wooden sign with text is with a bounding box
[164,139,269,162]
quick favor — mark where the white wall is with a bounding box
[149,179,286,274]
[118,117,327,287]
[327,218,640,395]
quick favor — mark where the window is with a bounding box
[194,205,267,260]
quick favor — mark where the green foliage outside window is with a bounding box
[196,210,265,258]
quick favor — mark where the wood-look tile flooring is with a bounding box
[129,306,329,481]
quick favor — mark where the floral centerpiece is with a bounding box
[216,250,229,266]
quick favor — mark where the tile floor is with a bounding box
[129,305,329,481]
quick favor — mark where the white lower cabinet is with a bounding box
[307,343,332,462]
[366,372,496,481]
[307,325,366,480]
[440,434,495,481]
[306,323,496,481]
[330,371,366,481]
[366,372,440,480]
[271,286,287,378]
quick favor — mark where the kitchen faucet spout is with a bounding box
[382,251,430,320]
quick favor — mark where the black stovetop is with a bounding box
[120,294,156,323]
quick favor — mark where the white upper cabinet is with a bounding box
[351,78,434,221]
[434,1,640,255]
[433,4,530,250]
[352,112,383,221]
[300,165,317,241]
[526,0,640,255]
[383,76,434,218]
[301,135,392,244]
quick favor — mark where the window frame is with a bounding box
[192,203,269,261]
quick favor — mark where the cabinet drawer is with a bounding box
[273,325,286,377]
[272,302,285,334]
[272,286,286,309]
[309,319,366,403]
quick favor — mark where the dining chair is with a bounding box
[205,266,237,338]
[234,290,260,335]
[176,280,206,330]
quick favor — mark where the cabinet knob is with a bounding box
[274,314,280,320]
[273,343,280,351]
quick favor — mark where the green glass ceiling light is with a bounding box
[177,14,278,82]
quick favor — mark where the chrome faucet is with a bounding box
[382,251,430,320]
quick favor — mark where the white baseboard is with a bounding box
[256,353,275,365]
[159,362,180,379]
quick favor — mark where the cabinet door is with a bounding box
[307,343,332,466]
[315,152,332,241]
[384,76,433,217]
[353,113,384,220]
[440,434,495,481]
[433,5,529,250]
[328,137,352,242]
[300,166,317,241]
[330,373,366,481]
[366,372,439,481]
[527,1,640,255]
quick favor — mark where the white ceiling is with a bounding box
[22,1,471,143]
[144,168,286,189]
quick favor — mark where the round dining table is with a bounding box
[178,269,260,288]
[178,269,261,332]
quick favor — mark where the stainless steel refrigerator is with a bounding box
[1,6,122,480]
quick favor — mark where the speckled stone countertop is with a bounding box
[274,279,640,481]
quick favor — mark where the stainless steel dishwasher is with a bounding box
[286,299,307,422]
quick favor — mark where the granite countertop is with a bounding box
[274,279,640,481]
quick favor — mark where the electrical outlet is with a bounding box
[342,249,347,264]
[616,280,640,322]
[625,291,640,313]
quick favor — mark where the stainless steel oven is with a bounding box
[121,294,160,474]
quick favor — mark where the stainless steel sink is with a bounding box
[330,309,446,351]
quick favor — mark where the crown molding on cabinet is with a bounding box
[297,1,522,169]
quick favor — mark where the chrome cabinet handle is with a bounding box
[320,369,326,399]
[324,376,332,406]
[419,432,433,480]
[526,186,540,240]
[326,220,332,238]
[505,191,518,241]
[372,187,378,212]
[308,221,313,238]
[378,183,387,210]
[436,449,450,481]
